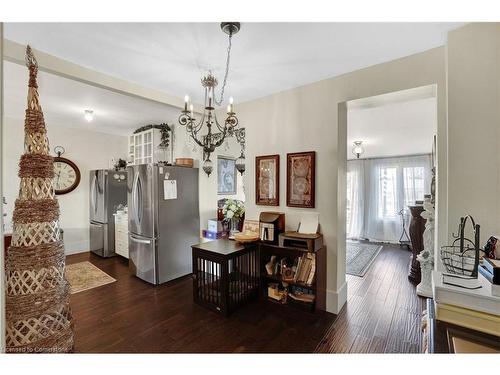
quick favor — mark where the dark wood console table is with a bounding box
[408,205,426,284]
[192,240,260,316]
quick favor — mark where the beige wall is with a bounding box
[2,117,128,254]
[237,47,447,313]
[447,23,500,246]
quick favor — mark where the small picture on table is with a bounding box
[287,151,315,208]
[217,156,237,195]
[255,154,279,206]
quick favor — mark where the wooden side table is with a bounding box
[192,239,259,316]
[408,205,426,284]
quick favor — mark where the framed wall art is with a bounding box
[255,154,280,206]
[286,151,315,208]
[217,156,237,195]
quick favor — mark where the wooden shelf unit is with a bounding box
[259,242,326,312]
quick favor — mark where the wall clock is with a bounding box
[53,146,81,195]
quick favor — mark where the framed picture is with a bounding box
[217,156,237,195]
[255,154,280,206]
[287,151,315,208]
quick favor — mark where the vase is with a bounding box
[229,217,240,238]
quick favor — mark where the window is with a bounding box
[403,166,425,206]
[377,167,397,219]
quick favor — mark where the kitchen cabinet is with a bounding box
[114,212,129,259]
[128,128,171,165]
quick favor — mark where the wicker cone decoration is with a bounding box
[5,46,74,353]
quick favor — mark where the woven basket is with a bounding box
[5,45,73,353]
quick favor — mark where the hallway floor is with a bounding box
[315,243,425,353]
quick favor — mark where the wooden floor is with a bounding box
[66,243,424,353]
[66,252,335,353]
[315,243,426,353]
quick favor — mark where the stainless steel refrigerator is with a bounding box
[89,169,128,257]
[127,164,199,285]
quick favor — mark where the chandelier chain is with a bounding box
[214,34,232,106]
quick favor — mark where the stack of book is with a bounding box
[293,253,316,285]
[479,258,500,297]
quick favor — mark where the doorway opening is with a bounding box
[344,85,437,280]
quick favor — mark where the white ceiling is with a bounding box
[3,60,179,136]
[347,86,437,159]
[4,22,464,106]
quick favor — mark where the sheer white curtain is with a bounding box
[347,155,431,243]
[346,160,364,239]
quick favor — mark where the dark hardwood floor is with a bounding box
[66,252,335,353]
[66,243,424,353]
[315,243,426,353]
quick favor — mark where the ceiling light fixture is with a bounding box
[352,141,365,159]
[84,109,94,122]
[178,22,242,176]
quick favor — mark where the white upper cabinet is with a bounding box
[128,128,171,165]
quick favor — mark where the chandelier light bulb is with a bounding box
[84,109,94,122]
[184,94,190,103]
[229,97,234,104]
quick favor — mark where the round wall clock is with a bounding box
[53,146,81,195]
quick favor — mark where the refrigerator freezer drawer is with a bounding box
[90,222,105,255]
[129,234,157,284]
[90,221,114,258]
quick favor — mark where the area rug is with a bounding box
[346,241,383,277]
[65,261,116,294]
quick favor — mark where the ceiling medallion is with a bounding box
[178,22,243,176]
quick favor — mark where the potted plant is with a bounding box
[222,199,245,238]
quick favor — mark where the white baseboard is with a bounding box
[64,240,89,255]
[326,281,348,314]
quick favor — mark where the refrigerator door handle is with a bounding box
[132,172,140,225]
[91,172,97,216]
[130,235,152,244]
[137,175,143,224]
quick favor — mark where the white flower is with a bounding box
[226,210,234,219]
[229,204,236,212]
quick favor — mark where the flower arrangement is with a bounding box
[222,199,245,221]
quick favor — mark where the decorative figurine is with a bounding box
[417,195,435,298]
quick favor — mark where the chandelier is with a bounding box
[178,22,242,176]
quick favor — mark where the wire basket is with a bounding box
[440,215,481,278]
[440,246,478,277]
